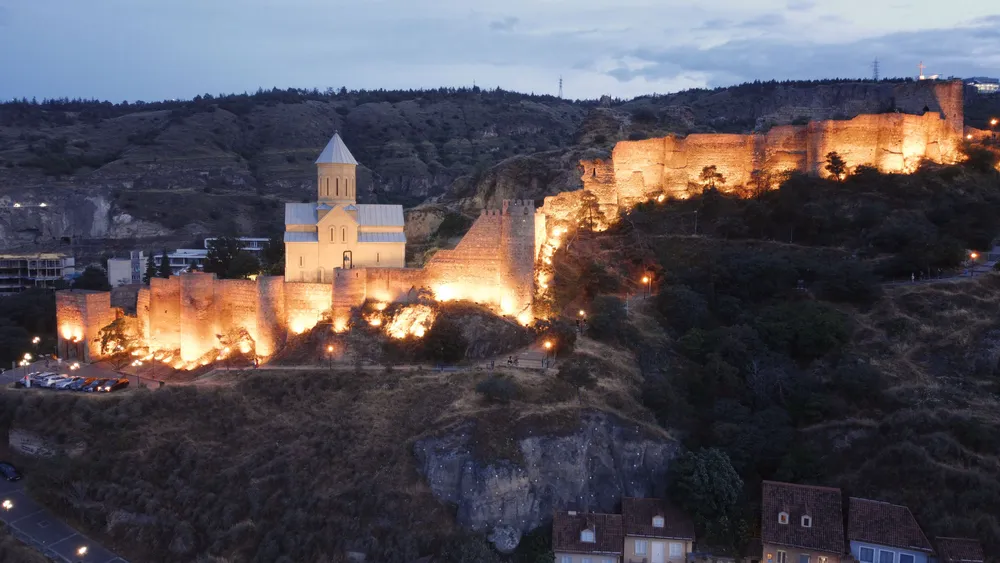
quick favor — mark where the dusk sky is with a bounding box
[1,0,998,102]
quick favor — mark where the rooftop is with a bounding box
[848,497,933,553]
[935,538,985,563]
[552,511,624,555]
[622,497,696,540]
[762,481,845,555]
[315,131,359,165]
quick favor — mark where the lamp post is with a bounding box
[326,345,334,370]
[642,275,652,298]
[970,251,979,277]
[990,118,998,143]
[543,340,554,366]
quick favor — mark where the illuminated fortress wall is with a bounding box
[55,290,116,362]
[149,277,181,351]
[545,80,965,230]
[256,276,286,358]
[285,281,333,335]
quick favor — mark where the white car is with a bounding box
[39,375,69,388]
[53,377,79,390]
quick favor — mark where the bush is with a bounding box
[756,301,850,362]
[423,316,468,363]
[656,284,710,333]
[557,356,597,390]
[540,319,577,357]
[587,295,628,341]
[475,376,521,404]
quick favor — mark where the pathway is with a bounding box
[0,479,126,563]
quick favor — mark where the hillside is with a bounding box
[3,81,997,257]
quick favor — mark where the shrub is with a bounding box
[423,316,468,363]
[557,356,597,390]
[540,318,577,357]
[756,301,850,362]
[475,376,521,404]
[656,284,710,333]
[587,295,628,341]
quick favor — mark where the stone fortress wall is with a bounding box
[542,80,966,225]
[56,199,538,362]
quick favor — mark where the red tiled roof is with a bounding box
[552,511,624,555]
[623,497,696,540]
[848,498,932,552]
[935,537,985,563]
[761,481,845,555]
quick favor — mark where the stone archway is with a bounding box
[342,251,353,270]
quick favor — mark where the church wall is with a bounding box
[285,241,321,283]
[179,272,218,362]
[149,276,181,351]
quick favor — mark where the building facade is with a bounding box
[847,498,933,563]
[108,250,148,287]
[761,481,845,563]
[0,253,75,294]
[622,498,695,563]
[284,132,406,283]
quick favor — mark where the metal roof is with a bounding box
[315,132,359,165]
[357,204,404,227]
[285,203,318,225]
[358,232,407,243]
[284,232,318,243]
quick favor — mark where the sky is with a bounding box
[1,0,998,102]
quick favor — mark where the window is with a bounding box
[561,557,572,563]
[376,252,380,264]
[580,529,595,543]
[899,555,914,563]
[778,512,789,524]
[299,256,303,267]
[330,227,335,242]
[336,177,339,196]
[879,551,895,563]
[799,555,810,563]
[583,559,593,563]
[341,227,347,243]
[603,559,614,563]
[801,515,812,528]
[777,551,787,563]
[859,548,875,563]
[653,516,665,528]
[636,540,648,556]
[670,543,683,557]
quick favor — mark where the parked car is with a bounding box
[107,379,130,392]
[54,377,79,390]
[39,375,69,388]
[83,379,107,393]
[0,462,21,482]
[69,377,95,391]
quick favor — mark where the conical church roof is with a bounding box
[315,131,359,165]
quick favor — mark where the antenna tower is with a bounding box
[871,58,880,81]
[558,75,563,99]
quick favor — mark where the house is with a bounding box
[622,497,696,563]
[283,132,406,283]
[553,511,625,563]
[0,253,75,294]
[847,497,934,563]
[934,538,984,563]
[761,481,845,563]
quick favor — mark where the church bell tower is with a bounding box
[316,131,358,206]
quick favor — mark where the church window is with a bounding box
[336,177,340,196]
[299,256,303,267]
[376,252,380,264]
[330,227,335,242]
[341,227,347,243]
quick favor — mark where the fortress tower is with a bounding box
[500,200,536,318]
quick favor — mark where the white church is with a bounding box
[284,132,406,283]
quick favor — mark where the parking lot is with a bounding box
[0,479,127,562]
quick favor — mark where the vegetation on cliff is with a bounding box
[547,150,1000,555]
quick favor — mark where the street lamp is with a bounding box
[543,340,555,364]
[641,275,652,298]
[31,336,40,345]
[991,118,998,143]
[77,546,88,557]
[2,499,12,511]
[326,344,334,369]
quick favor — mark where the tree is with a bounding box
[669,448,746,548]
[422,316,468,363]
[557,356,596,390]
[587,295,628,341]
[204,237,244,278]
[96,316,142,371]
[157,249,172,278]
[260,235,285,276]
[226,252,260,280]
[72,265,111,291]
[824,151,847,181]
[699,165,726,190]
[577,190,605,231]
[142,254,157,284]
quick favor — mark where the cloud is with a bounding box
[787,0,815,11]
[489,16,519,32]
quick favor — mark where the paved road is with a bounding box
[0,478,127,563]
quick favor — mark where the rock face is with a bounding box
[413,411,681,550]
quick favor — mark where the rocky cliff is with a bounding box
[413,411,681,552]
